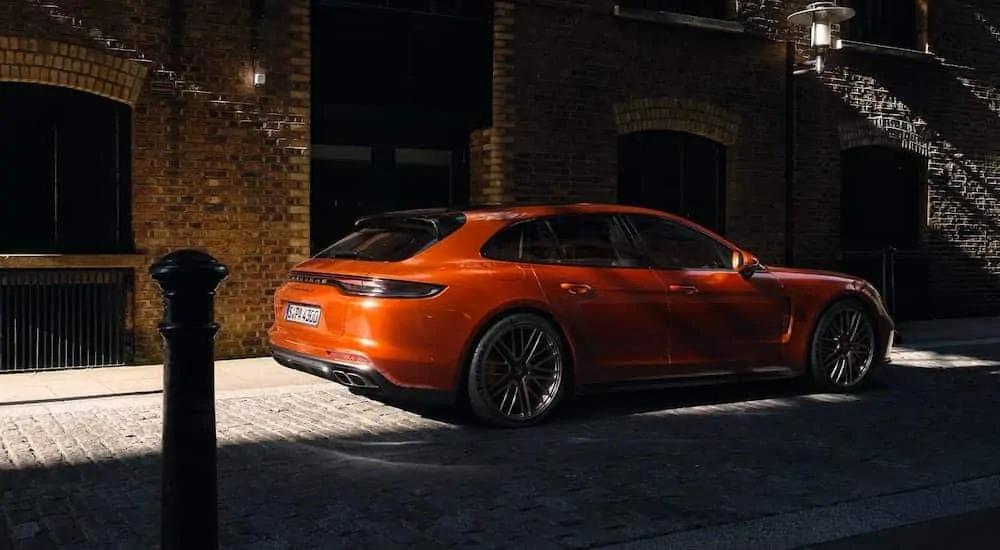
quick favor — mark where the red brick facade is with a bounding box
[472,0,793,261]
[0,0,310,364]
[3,0,998,369]
[472,0,1000,318]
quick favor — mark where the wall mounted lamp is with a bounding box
[787,1,855,75]
[252,60,266,87]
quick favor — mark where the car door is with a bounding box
[622,214,789,375]
[516,214,673,383]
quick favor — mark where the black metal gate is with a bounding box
[0,268,133,372]
[839,247,930,322]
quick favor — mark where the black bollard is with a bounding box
[150,249,229,550]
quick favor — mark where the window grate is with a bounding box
[0,268,133,372]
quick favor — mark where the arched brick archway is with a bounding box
[0,36,148,106]
[614,98,737,235]
[838,118,932,157]
[613,97,742,146]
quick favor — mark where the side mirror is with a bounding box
[736,251,763,279]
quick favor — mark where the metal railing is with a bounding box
[838,246,930,321]
[0,268,133,372]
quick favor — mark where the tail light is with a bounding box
[288,271,445,298]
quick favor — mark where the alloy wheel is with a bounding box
[815,305,876,388]
[471,318,565,424]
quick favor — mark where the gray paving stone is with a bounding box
[0,356,999,548]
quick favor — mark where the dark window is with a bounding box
[312,1,492,113]
[482,215,644,267]
[618,130,727,235]
[625,214,732,270]
[842,0,918,49]
[619,0,731,19]
[0,83,132,254]
[841,145,926,250]
[309,145,467,255]
[316,213,466,262]
[481,219,562,264]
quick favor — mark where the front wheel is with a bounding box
[809,300,879,391]
[466,313,569,428]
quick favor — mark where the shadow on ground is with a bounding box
[2,354,1000,549]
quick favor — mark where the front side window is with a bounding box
[482,214,644,267]
[625,214,732,270]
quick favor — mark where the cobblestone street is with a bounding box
[2,345,1000,549]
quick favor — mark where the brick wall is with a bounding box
[474,0,1000,317]
[474,0,790,262]
[0,0,310,363]
[793,0,1000,316]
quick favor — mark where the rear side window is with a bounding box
[482,214,644,267]
[315,213,465,262]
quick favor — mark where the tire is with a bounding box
[808,299,880,392]
[466,313,569,428]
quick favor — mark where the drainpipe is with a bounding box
[784,40,796,267]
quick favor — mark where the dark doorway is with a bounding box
[841,145,925,251]
[618,130,727,235]
[310,144,468,254]
[840,145,929,320]
[0,83,132,254]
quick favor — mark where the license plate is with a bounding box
[284,303,321,326]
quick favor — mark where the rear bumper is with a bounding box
[270,346,456,407]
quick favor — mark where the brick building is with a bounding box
[0,0,310,370]
[465,0,1000,320]
[1,0,998,372]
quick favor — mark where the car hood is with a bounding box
[765,265,864,286]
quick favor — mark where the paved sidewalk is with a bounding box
[0,356,328,407]
[0,314,996,409]
[896,315,1000,345]
[798,506,1000,549]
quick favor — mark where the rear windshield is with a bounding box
[314,213,466,262]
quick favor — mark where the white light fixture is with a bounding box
[787,1,855,74]
[253,61,266,87]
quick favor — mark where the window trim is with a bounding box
[613,2,745,34]
[620,213,737,272]
[479,214,653,269]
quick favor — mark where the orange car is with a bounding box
[268,204,895,427]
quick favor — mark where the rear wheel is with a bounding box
[466,313,568,428]
[809,300,879,391]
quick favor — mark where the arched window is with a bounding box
[617,130,727,235]
[0,83,132,254]
[841,145,926,250]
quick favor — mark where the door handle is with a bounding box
[559,283,593,295]
[668,284,700,295]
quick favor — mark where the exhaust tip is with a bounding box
[345,373,369,387]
